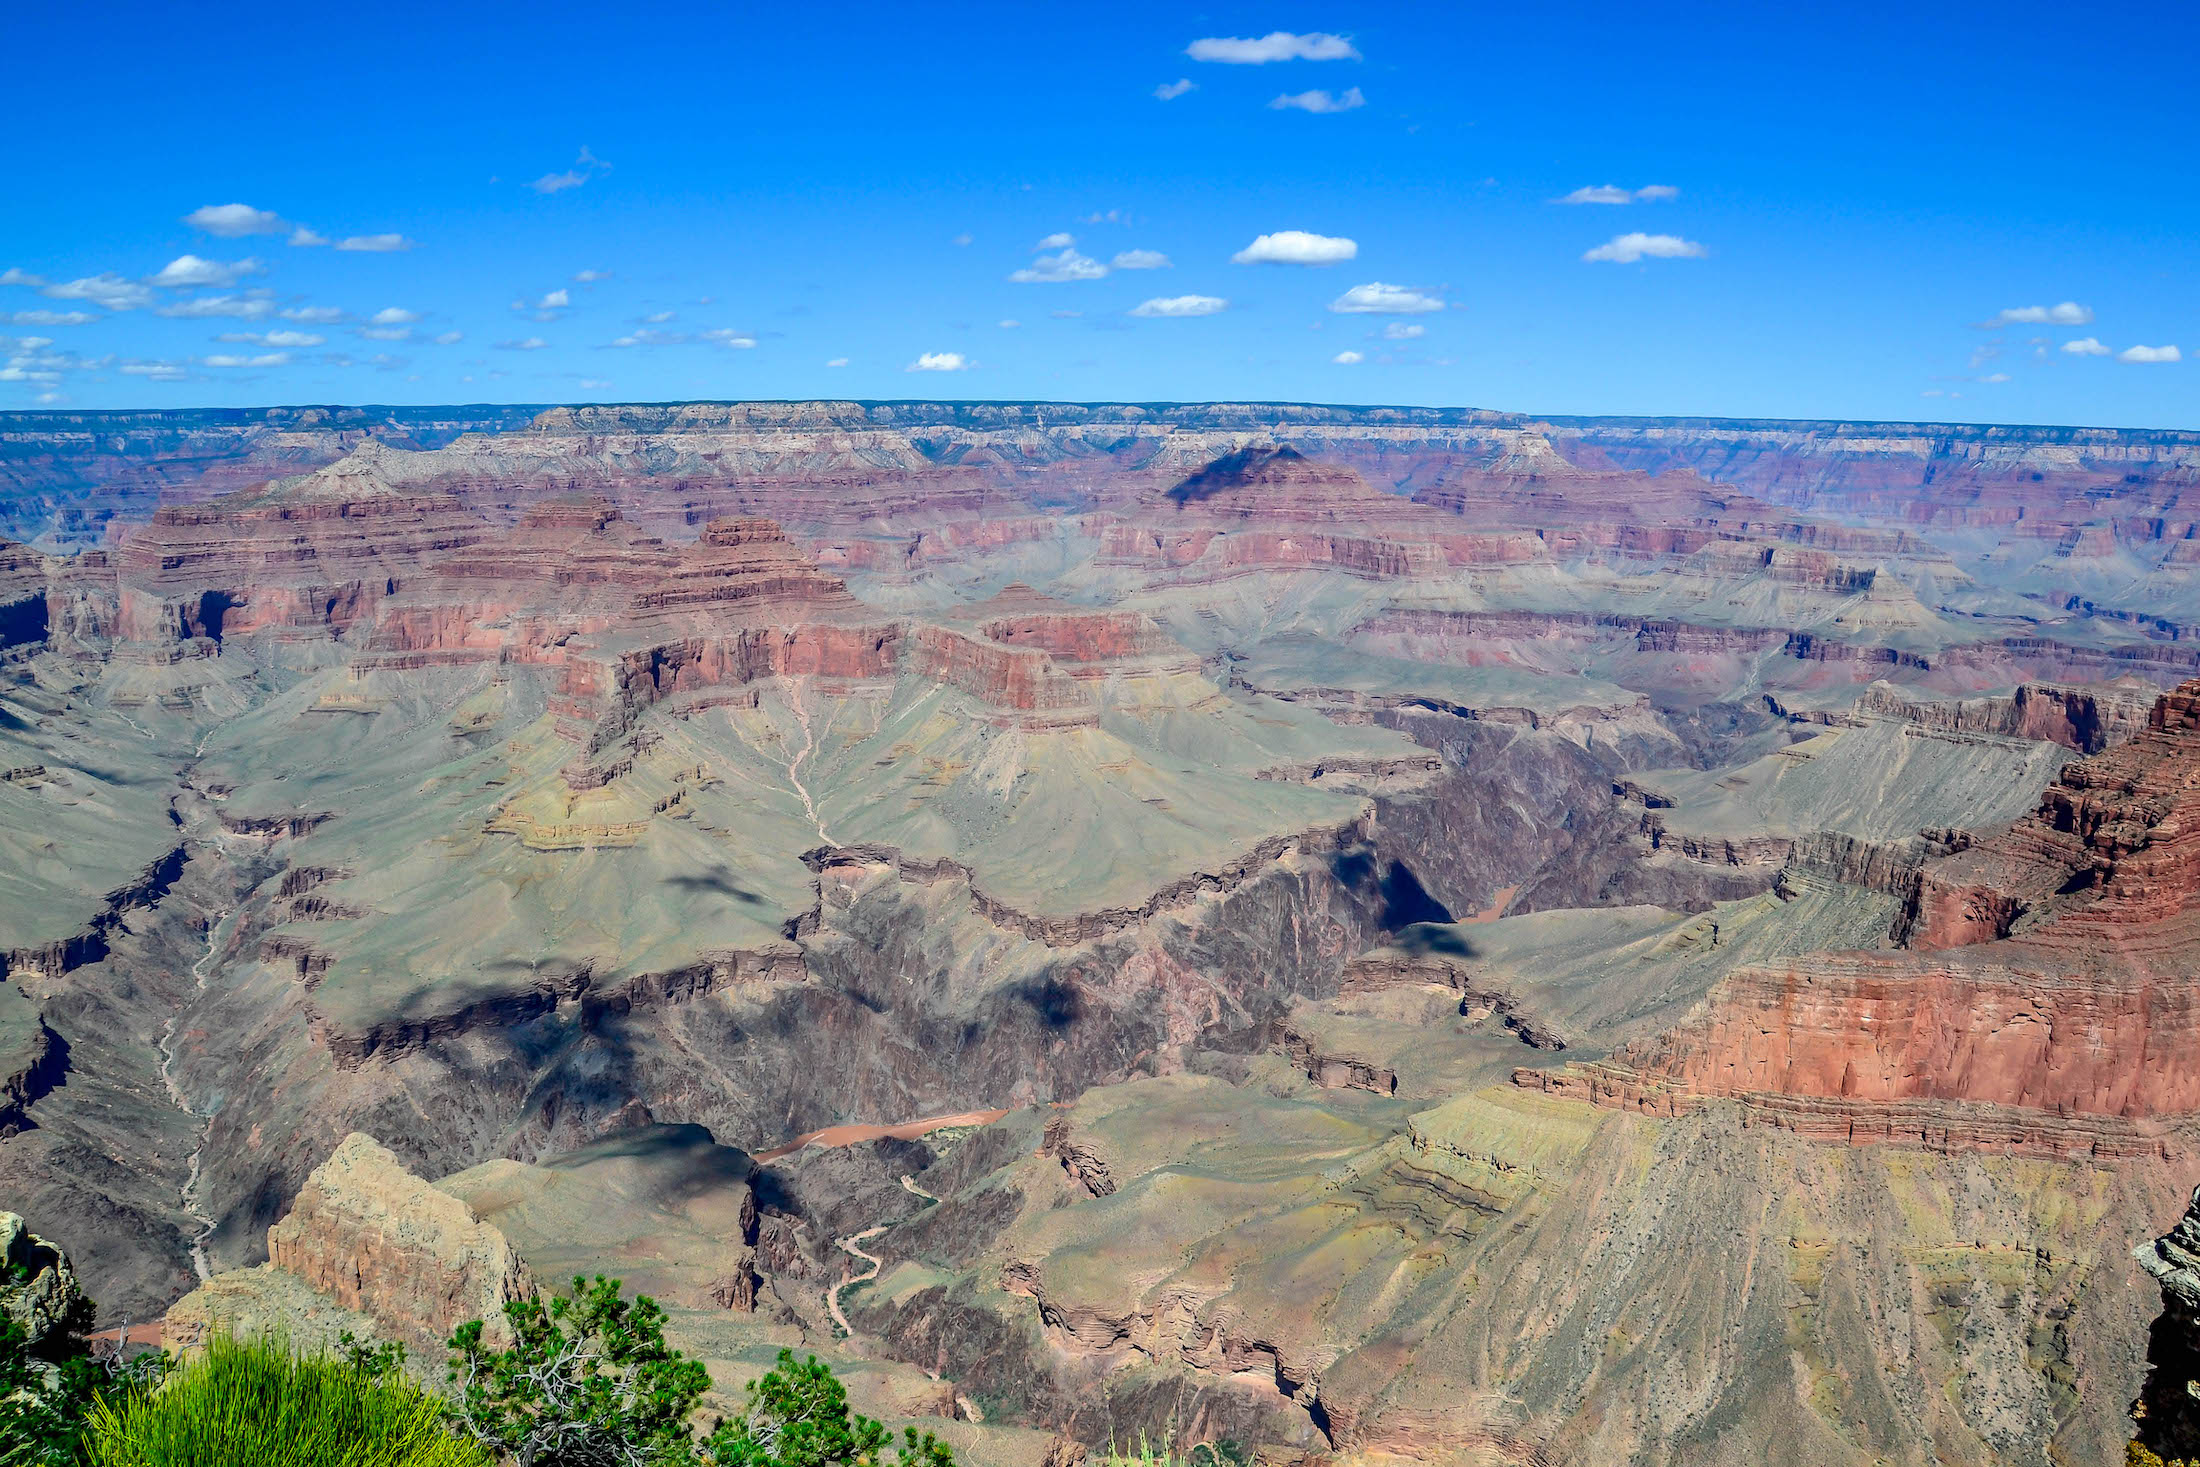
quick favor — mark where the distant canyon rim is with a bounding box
[4,398,2200,1466]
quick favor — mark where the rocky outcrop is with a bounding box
[1517,680,2200,1157]
[0,1210,93,1353]
[2136,1184,2200,1462]
[168,1132,532,1356]
[1856,678,2158,753]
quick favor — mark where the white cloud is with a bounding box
[184,204,288,237]
[1329,281,1443,314]
[119,361,189,380]
[202,352,290,368]
[1558,183,1680,204]
[8,310,94,326]
[1154,78,1196,100]
[579,379,613,390]
[2062,337,2111,356]
[826,357,849,367]
[150,254,265,288]
[907,351,971,371]
[0,270,42,287]
[434,331,463,345]
[154,293,276,320]
[1582,232,1707,263]
[496,337,550,350]
[358,327,411,341]
[334,234,415,253]
[643,310,675,323]
[573,269,611,283]
[371,307,421,325]
[1130,294,1228,317]
[1188,31,1360,63]
[1010,248,1108,283]
[1111,249,1172,270]
[281,305,344,323]
[539,288,570,309]
[999,319,1021,328]
[1035,232,1076,250]
[2120,344,2182,363]
[219,329,325,348]
[1381,322,1425,340]
[1270,86,1364,113]
[288,227,330,247]
[1988,302,2093,326]
[953,233,973,246]
[1233,230,1358,265]
[532,146,610,194]
[43,273,155,311]
[1332,350,1364,364]
[1981,372,2011,382]
[700,328,757,348]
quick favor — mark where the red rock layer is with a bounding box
[1518,679,2200,1154]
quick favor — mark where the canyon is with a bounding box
[3,399,2199,1466]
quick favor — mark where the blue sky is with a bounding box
[4,0,2195,426]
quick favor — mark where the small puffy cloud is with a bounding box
[532,145,610,194]
[2062,337,2112,356]
[2120,344,2182,363]
[334,234,415,252]
[1582,232,1707,262]
[826,357,849,367]
[496,337,550,350]
[1987,302,2092,327]
[43,273,155,311]
[184,204,288,237]
[573,269,611,283]
[150,254,265,288]
[0,269,43,287]
[1130,294,1227,317]
[281,305,344,323]
[1329,281,1443,314]
[219,329,326,348]
[1558,184,1679,204]
[1010,248,1108,283]
[1981,372,2011,383]
[578,379,613,390]
[1112,249,1172,270]
[371,307,421,325]
[119,361,189,380]
[1234,230,1357,265]
[8,310,94,326]
[1332,350,1364,364]
[1154,78,1196,100]
[1380,322,1425,340]
[539,289,570,309]
[701,328,757,348]
[1188,31,1360,63]
[288,227,330,247]
[907,351,971,371]
[202,352,290,368]
[643,310,676,323]
[155,292,276,320]
[358,327,411,341]
[434,331,463,345]
[1270,86,1364,113]
[1035,232,1076,250]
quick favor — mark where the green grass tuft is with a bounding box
[82,1333,490,1467]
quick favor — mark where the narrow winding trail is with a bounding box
[827,1174,941,1337]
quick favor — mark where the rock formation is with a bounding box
[0,1210,92,1353]
[2136,1184,2200,1462]
[167,1133,532,1357]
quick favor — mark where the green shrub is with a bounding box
[702,1349,951,1467]
[82,1332,489,1467]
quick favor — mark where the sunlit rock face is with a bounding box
[10,402,2200,1465]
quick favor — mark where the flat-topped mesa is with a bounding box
[1517,677,2200,1157]
[113,442,489,642]
[1101,445,1451,581]
[906,585,1203,726]
[1855,677,2160,755]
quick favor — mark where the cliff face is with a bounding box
[168,1132,532,1357]
[1520,679,2200,1156]
[2137,1185,2200,1462]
